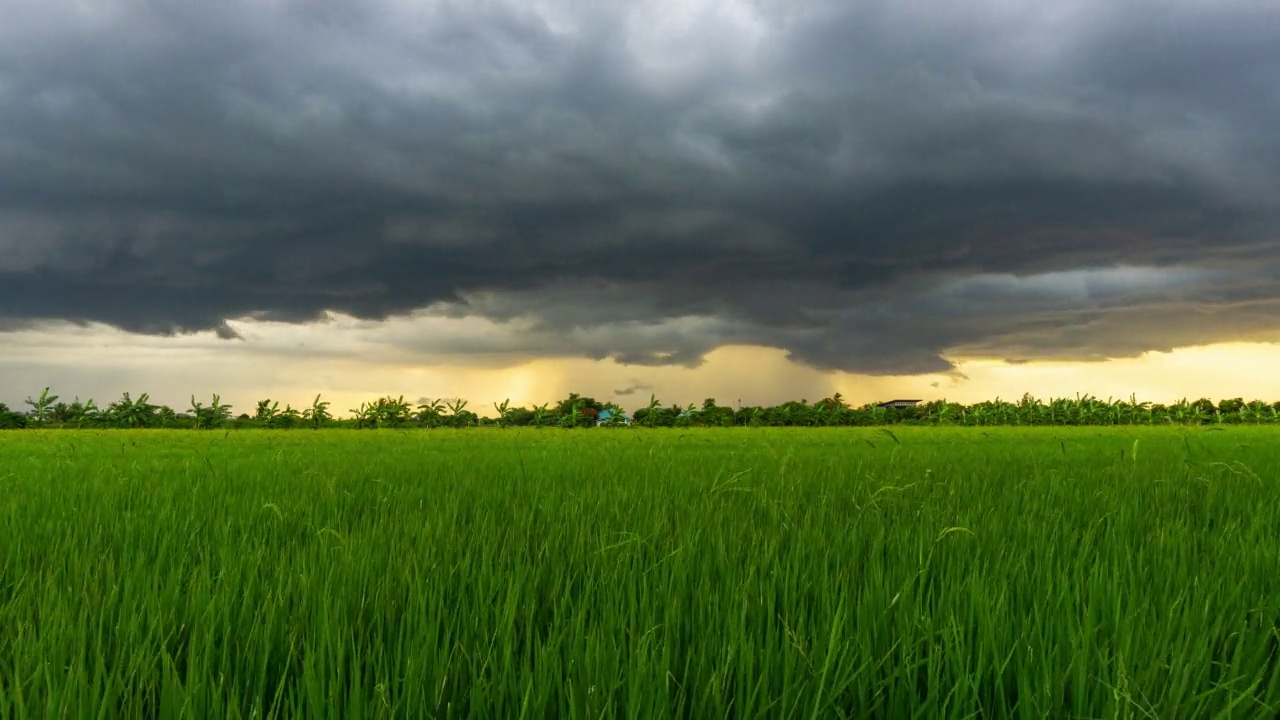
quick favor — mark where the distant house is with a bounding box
[596,409,632,426]
[877,399,921,409]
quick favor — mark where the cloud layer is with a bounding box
[2,0,1279,373]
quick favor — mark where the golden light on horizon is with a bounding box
[180,340,1280,413]
[2,317,1279,415]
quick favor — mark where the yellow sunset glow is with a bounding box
[2,317,1278,414]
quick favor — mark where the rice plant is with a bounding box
[0,427,1277,718]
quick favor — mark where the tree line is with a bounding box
[3,388,1280,429]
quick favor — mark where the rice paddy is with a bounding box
[1,427,1278,718]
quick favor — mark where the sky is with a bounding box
[2,0,1280,415]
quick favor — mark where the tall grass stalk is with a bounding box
[0,427,1277,717]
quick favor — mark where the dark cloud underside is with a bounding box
[2,0,1279,373]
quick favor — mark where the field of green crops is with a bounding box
[1,428,1278,718]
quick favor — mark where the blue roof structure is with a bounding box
[596,409,631,423]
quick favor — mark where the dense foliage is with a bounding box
[1,428,1277,717]
[6,388,1280,429]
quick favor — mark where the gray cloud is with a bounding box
[2,0,1279,374]
[612,381,654,397]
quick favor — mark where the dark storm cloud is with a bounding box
[613,381,655,397]
[2,0,1280,374]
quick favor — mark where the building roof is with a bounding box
[877,399,922,407]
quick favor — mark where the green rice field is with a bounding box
[1,427,1278,718]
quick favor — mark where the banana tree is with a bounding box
[641,394,662,428]
[824,392,848,410]
[276,405,302,428]
[349,401,379,429]
[256,399,303,428]
[937,400,961,425]
[190,394,232,429]
[559,400,583,429]
[493,399,513,429]
[24,387,59,425]
[75,399,104,428]
[373,395,413,427]
[671,403,701,427]
[108,392,159,428]
[530,403,550,429]
[869,404,890,425]
[445,399,474,428]
[1016,393,1044,425]
[1168,398,1193,425]
[1242,400,1269,425]
[1130,395,1154,425]
[1074,395,1102,425]
[416,399,446,427]
[1046,397,1073,426]
[211,395,232,428]
[302,394,332,429]
[992,397,1018,425]
[254,399,283,424]
[189,395,206,429]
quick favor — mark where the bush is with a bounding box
[0,403,28,429]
